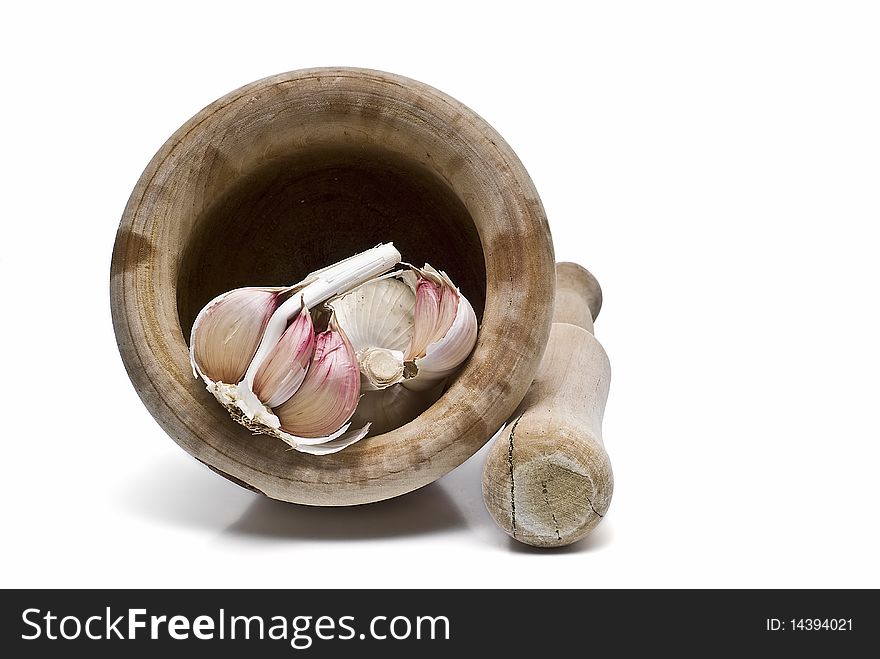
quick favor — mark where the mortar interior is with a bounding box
[177,145,487,373]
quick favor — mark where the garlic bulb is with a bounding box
[189,244,479,454]
[189,243,401,454]
[329,263,478,432]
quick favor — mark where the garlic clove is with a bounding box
[273,318,361,438]
[404,286,477,391]
[329,276,415,354]
[329,276,415,391]
[406,272,457,361]
[190,287,283,386]
[251,300,315,409]
[402,265,478,391]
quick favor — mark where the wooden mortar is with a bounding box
[482,263,613,547]
[110,68,555,506]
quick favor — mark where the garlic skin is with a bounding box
[189,243,401,454]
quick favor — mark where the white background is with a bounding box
[2,1,879,588]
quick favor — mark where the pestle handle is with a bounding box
[482,263,613,548]
[553,262,602,334]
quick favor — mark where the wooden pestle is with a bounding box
[482,263,613,547]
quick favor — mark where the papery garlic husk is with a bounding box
[329,263,478,433]
[189,243,401,454]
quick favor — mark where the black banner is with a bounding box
[1,589,875,656]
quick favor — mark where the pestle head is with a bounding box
[553,263,602,334]
[482,416,613,548]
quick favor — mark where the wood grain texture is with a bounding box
[553,262,602,333]
[482,263,613,547]
[110,68,555,506]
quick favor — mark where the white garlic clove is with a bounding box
[329,276,415,354]
[404,289,478,390]
[273,318,361,438]
[329,275,416,391]
[190,287,284,386]
[251,300,315,409]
